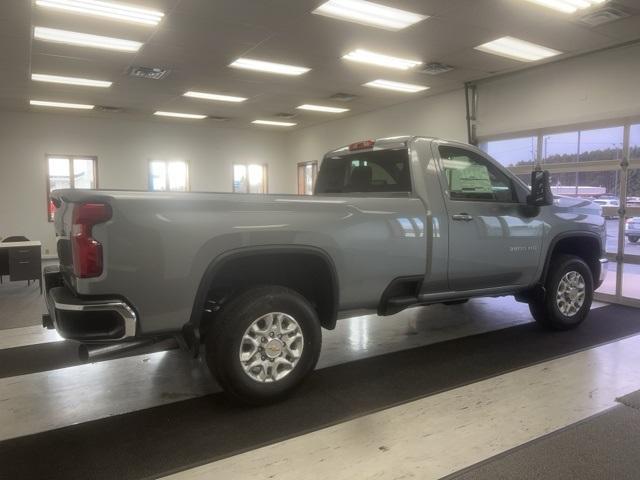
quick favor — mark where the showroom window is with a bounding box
[233,164,268,193]
[297,161,318,195]
[46,155,97,221]
[149,160,189,192]
[480,118,640,306]
[480,135,537,168]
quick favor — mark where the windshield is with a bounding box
[314,148,411,194]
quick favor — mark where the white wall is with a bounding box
[476,43,640,138]
[0,110,288,254]
[285,89,468,185]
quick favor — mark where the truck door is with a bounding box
[435,143,543,291]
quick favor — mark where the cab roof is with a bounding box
[325,136,439,157]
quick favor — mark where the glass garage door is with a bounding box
[481,121,640,308]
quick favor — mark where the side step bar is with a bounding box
[79,336,179,362]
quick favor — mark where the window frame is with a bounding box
[148,159,191,192]
[435,144,520,204]
[232,163,269,194]
[46,154,98,222]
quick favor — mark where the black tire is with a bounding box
[629,236,639,243]
[529,254,593,330]
[205,285,321,405]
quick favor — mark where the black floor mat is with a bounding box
[446,405,640,480]
[617,389,640,411]
[0,304,638,480]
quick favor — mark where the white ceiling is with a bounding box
[1,0,640,130]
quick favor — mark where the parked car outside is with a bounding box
[626,217,640,243]
[593,198,619,219]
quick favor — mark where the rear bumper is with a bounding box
[42,265,137,342]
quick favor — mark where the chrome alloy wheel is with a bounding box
[556,271,586,317]
[239,312,304,383]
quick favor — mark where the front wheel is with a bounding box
[629,236,639,243]
[205,286,321,405]
[529,254,593,330]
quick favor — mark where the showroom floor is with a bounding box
[1,281,639,479]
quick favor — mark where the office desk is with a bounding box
[0,241,42,293]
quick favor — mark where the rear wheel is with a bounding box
[529,254,593,330]
[205,286,321,405]
[629,236,639,243]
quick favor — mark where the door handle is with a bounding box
[452,213,473,222]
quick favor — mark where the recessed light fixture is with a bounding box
[312,0,428,31]
[252,120,297,127]
[154,111,207,119]
[364,79,429,93]
[522,0,607,14]
[474,36,562,62]
[184,91,247,103]
[297,104,350,113]
[343,49,422,70]
[33,27,142,52]
[31,73,112,88]
[229,58,311,76]
[35,0,164,26]
[30,99,94,109]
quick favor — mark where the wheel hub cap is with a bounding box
[264,339,284,359]
[556,271,586,317]
[239,312,304,383]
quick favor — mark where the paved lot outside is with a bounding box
[606,219,640,256]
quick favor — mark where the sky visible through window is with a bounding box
[483,126,624,168]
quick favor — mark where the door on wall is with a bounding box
[297,161,318,195]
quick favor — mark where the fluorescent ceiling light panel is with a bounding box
[474,36,562,62]
[297,104,349,113]
[252,120,297,127]
[35,0,164,26]
[30,99,94,109]
[364,79,429,93]
[522,0,607,14]
[154,111,207,119]
[229,58,310,76]
[313,0,427,31]
[343,49,422,70]
[34,27,142,52]
[184,91,247,103]
[31,73,112,88]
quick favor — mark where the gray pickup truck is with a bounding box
[44,136,607,403]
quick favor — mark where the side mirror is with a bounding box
[527,170,554,207]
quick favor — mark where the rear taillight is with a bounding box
[71,203,112,278]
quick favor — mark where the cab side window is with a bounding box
[438,146,516,203]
